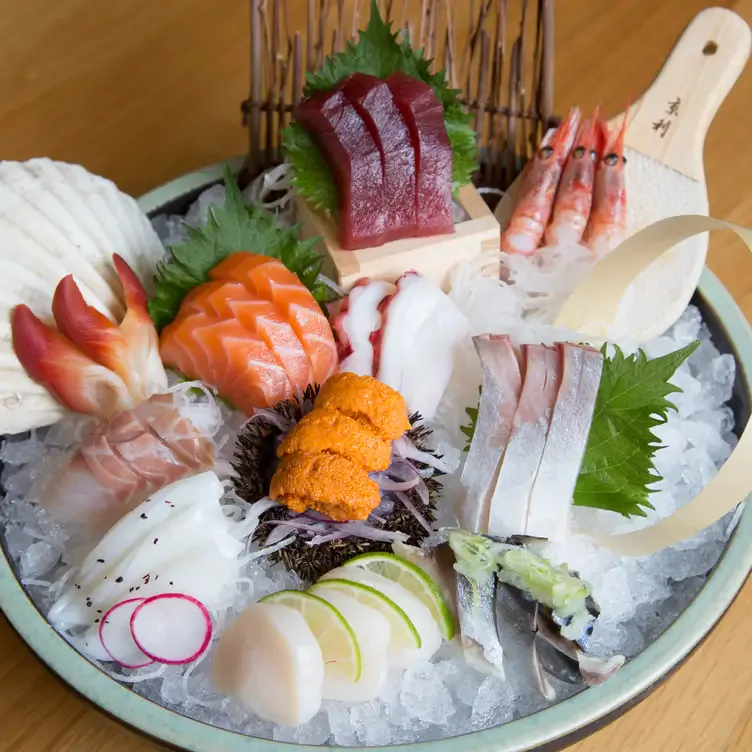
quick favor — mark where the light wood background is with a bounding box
[1,1,751,750]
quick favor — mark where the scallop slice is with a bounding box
[212,602,325,725]
[310,587,391,702]
[322,567,443,666]
[0,159,165,434]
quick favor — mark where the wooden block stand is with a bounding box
[296,184,501,293]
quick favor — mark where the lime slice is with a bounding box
[309,578,421,654]
[260,590,361,682]
[340,552,456,640]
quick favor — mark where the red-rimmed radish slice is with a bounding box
[99,597,154,669]
[130,593,212,665]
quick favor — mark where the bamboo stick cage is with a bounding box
[242,0,557,193]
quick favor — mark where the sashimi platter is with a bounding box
[1,3,751,748]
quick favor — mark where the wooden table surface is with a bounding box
[1,1,751,750]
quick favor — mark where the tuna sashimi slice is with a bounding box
[210,254,338,386]
[458,335,523,534]
[295,88,388,249]
[486,344,562,538]
[341,73,417,241]
[525,344,603,540]
[385,72,454,237]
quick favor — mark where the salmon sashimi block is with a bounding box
[386,72,454,236]
[161,312,292,413]
[341,73,417,241]
[295,88,389,249]
[210,254,338,385]
[188,280,314,390]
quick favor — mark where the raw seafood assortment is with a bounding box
[0,2,748,747]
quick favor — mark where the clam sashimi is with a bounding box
[0,159,165,434]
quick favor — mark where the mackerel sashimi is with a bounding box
[295,89,388,249]
[341,73,417,240]
[159,253,337,414]
[386,71,454,236]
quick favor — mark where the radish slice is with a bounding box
[99,597,154,669]
[130,593,212,665]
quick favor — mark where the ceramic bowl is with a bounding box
[1,159,750,752]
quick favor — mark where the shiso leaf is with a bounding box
[460,341,700,517]
[282,0,478,217]
[573,341,700,517]
[147,166,328,331]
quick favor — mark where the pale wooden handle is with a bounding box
[617,8,751,181]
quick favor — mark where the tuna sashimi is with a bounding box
[486,345,562,538]
[525,344,603,540]
[185,280,314,391]
[386,71,454,236]
[160,313,292,413]
[209,254,338,386]
[295,88,388,249]
[341,74,417,240]
[459,335,523,534]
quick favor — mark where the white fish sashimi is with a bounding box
[322,567,442,667]
[0,158,165,434]
[339,279,395,376]
[212,602,325,726]
[377,273,469,421]
[48,472,243,630]
[313,589,391,702]
[486,345,562,538]
[459,335,522,533]
[525,344,604,539]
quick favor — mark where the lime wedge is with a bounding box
[260,590,361,682]
[309,578,421,654]
[340,552,456,640]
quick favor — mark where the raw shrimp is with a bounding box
[583,114,628,256]
[500,107,581,256]
[544,112,601,246]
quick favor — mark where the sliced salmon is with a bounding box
[190,280,314,391]
[210,253,338,384]
[160,312,292,414]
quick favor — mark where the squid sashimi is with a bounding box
[11,253,167,419]
[209,253,338,385]
[42,389,216,534]
[49,471,243,634]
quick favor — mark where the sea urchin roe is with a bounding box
[269,452,380,522]
[277,407,391,472]
[315,372,410,440]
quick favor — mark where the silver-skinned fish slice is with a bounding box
[487,344,562,538]
[458,334,522,533]
[525,344,604,540]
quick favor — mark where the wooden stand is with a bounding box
[296,184,501,292]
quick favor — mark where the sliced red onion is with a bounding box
[395,491,433,534]
[246,497,279,518]
[308,530,351,545]
[371,473,420,492]
[307,520,409,546]
[393,436,451,473]
[263,519,328,545]
[248,408,294,432]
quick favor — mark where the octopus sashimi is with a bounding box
[209,254,338,385]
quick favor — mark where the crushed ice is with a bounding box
[0,179,743,746]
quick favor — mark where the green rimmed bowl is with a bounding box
[1,159,750,752]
